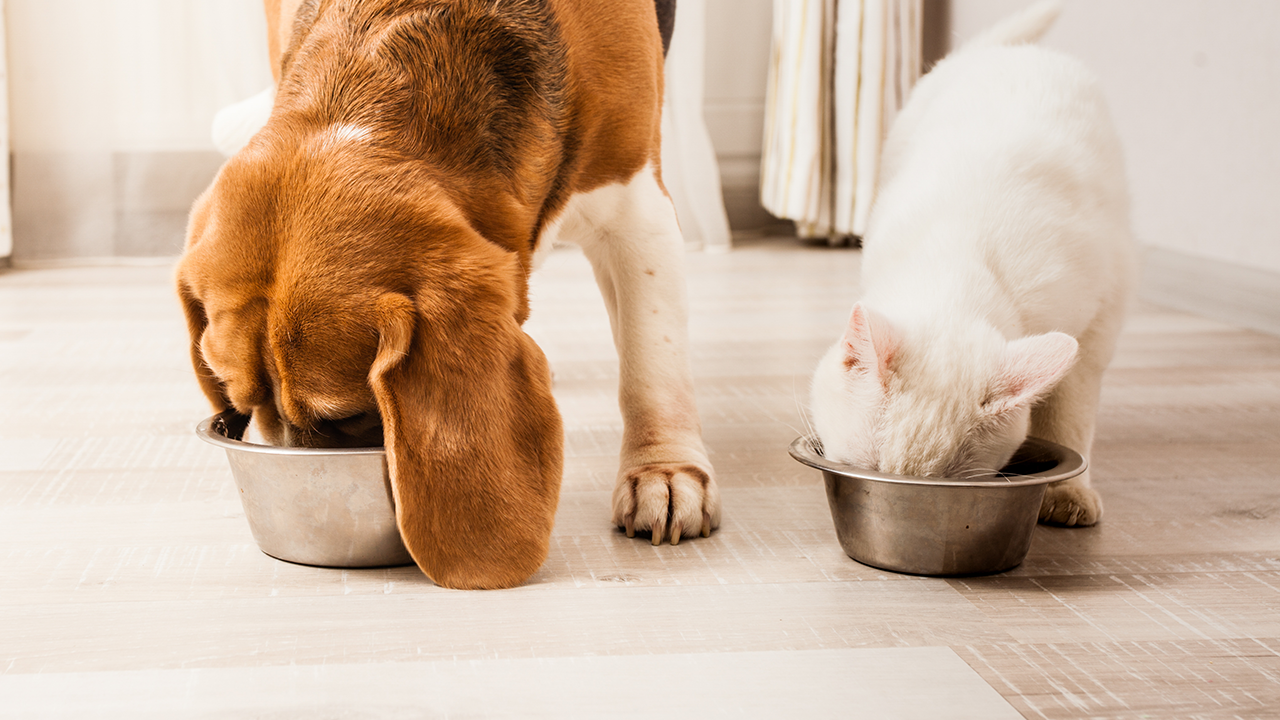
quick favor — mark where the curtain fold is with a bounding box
[660,0,734,253]
[761,0,922,244]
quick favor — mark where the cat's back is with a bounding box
[881,43,1122,191]
[863,40,1134,336]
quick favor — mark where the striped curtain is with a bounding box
[761,0,922,243]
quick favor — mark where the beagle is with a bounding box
[177,0,720,589]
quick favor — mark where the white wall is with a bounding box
[7,0,268,154]
[6,0,270,263]
[947,0,1280,274]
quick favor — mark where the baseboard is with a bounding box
[1140,247,1280,337]
[716,158,792,234]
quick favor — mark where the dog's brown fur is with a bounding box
[178,0,671,589]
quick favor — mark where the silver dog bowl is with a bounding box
[197,413,414,568]
[789,436,1086,576]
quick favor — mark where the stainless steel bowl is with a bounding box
[789,436,1086,576]
[197,413,414,568]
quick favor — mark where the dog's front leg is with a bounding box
[565,166,721,545]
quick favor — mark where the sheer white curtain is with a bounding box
[660,0,733,253]
[760,0,922,243]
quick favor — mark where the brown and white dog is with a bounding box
[177,0,720,589]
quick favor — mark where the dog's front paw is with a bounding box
[612,463,721,545]
[1039,480,1102,527]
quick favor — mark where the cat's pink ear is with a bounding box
[840,304,898,379]
[985,332,1079,414]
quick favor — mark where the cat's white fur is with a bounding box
[809,1,1136,526]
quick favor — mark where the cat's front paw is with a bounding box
[1039,481,1102,526]
[612,462,721,545]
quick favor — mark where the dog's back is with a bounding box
[265,0,665,258]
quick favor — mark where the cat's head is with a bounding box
[809,303,1079,478]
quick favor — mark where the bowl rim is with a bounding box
[196,412,385,457]
[788,435,1086,488]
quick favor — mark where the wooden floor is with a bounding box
[2,238,1278,718]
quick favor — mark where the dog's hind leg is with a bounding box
[555,164,721,545]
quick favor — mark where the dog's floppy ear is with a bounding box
[177,191,229,413]
[369,284,563,590]
[176,264,231,411]
[177,263,255,438]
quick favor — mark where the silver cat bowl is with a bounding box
[789,436,1086,576]
[197,413,413,568]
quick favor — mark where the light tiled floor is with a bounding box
[0,648,1022,719]
[2,240,1278,718]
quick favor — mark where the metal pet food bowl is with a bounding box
[197,413,414,568]
[789,436,1086,576]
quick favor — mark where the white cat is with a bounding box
[808,1,1136,526]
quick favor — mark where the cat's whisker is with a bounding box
[787,373,829,456]
[954,467,1005,481]
[791,372,819,441]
